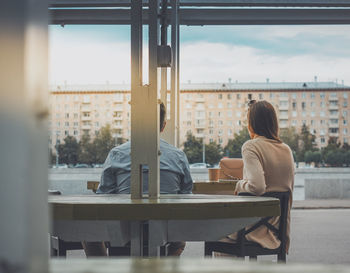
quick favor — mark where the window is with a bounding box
[343,110,348,117]
[228,129,233,136]
[83,95,90,103]
[302,92,306,99]
[292,102,297,109]
[320,111,325,117]
[218,120,223,126]
[292,93,297,99]
[311,120,314,126]
[65,104,69,110]
[73,122,78,126]
[292,111,297,117]
[218,102,223,108]
[344,101,348,107]
[218,129,223,136]
[56,113,60,118]
[310,93,315,99]
[292,120,297,126]
[344,93,348,99]
[320,101,325,108]
[209,129,214,135]
[65,122,69,127]
[187,112,192,119]
[301,102,306,109]
[236,111,241,118]
[227,94,232,100]
[270,93,275,99]
[344,128,348,135]
[302,111,306,117]
[344,138,348,144]
[186,94,192,99]
[218,112,222,117]
[65,113,69,118]
[227,111,232,117]
[320,93,325,99]
[227,102,232,108]
[344,120,348,125]
[321,137,325,144]
[310,102,315,108]
[311,111,315,117]
[186,103,191,109]
[187,121,191,126]
[74,130,78,136]
[329,128,339,133]
[236,94,241,100]
[95,122,99,127]
[279,101,288,107]
[259,93,263,100]
[56,122,60,127]
[65,130,69,136]
[320,129,325,135]
[218,94,223,99]
[248,94,252,100]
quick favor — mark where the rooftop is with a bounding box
[50,81,349,93]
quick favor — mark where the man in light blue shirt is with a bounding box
[83,103,192,257]
[97,102,193,195]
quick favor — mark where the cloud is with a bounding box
[49,25,350,85]
[180,41,350,84]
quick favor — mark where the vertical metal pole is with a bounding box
[131,0,144,199]
[203,137,205,163]
[0,1,49,272]
[148,0,161,199]
[176,4,181,148]
[171,0,179,147]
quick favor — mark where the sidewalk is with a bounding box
[293,199,350,209]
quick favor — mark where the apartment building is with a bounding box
[49,81,350,150]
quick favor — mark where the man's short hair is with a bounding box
[160,102,166,131]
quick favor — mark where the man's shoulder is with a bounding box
[160,139,186,157]
[110,141,131,154]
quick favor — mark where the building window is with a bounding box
[292,93,297,99]
[228,129,233,136]
[344,120,348,125]
[236,111,241,118]
[65,122,69,127]
[321,137,325,144]
[219,138,223,144]
[227,94,232,100]
[311,112,315,117]
[237,94,241,100]
[218,130,223,136]
[320,111,325,117]
[187,121,191,126]
[310,93,315,99]
[259,93,263,100]
[270,93,275,99]
[248,94,252,100]
[73,122,78,126]
[209,129,214,135]
[227,111,232,117]
[320,101,325,108]
[209,138,214,143]
[74,130,78,136]
[218,120,223,126]
[344,101,348,107]
[56,122,60,127]
[218,102,223,108]
[218,112,222,117]
[301,102,306,109]
[310,102,315,108]
[186,103,191,109]
[292,120,297,126]
[302,92,306,99]
[65,130,69,136]
[227,102,232,108]
[344,128,348,135]
[218,94,223,100]
[292,111,297,117]
[320,93,325,99]
[343,110,348,117]
[65,113,69,118]
[187,112,192,119]
[292,102,297,109]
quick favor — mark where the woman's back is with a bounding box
[242,136,294,194]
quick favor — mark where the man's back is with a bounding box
[97,139,193,194]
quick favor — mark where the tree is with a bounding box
[93,124,116,164]
[280,127,299,152]
[57,136,79,165]
[182,133,203,163]
[205,141,222,166]
[224,127,250,158]
[296,124,317,162]
[78,134,95,164]
[304,151,322,167]
[324,150,344,167]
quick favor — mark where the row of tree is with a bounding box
[50,125,123,166]
[182,124,350,167]
[53,123,350,167]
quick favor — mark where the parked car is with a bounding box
[74,163,90,168]
[189,163,208,169]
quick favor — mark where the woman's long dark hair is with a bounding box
[248,100,281,142]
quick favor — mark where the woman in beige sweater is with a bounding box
[228,100,295,253]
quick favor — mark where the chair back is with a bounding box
[239,191,290,251]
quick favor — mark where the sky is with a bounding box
[49,24,350,86]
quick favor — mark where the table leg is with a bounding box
[148,220,168,257]
[130,221,143,257]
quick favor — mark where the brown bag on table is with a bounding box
[219,158,244,180]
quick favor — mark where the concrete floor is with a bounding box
[65,209,350,264]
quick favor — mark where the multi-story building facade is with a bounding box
[49,81,350,150]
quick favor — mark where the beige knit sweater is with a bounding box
[232,136,295,252]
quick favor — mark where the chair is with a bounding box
[204,191,290,263]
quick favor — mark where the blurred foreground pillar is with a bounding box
[0,1,49,273]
